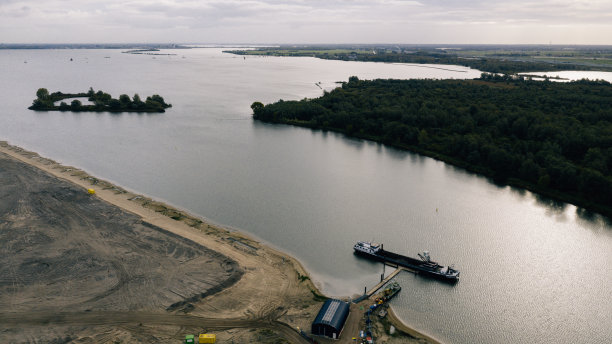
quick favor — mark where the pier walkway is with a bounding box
[367,267,406,297]
[352,264,417,303]
[367,268,402,296]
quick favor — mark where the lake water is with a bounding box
[53,97,94,106]
[524,70,612,82]
[2,48,611,344]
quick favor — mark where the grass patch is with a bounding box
[310,289,327,302]
[297,272,310,282]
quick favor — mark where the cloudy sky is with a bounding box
[1,0,611,44]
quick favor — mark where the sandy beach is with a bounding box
[0,140,436,343]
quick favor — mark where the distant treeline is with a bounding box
[327,51,597,74]
[29,88,171,113]
[252,75,612,217]
[1,43,188,50]
[228,47,612,74]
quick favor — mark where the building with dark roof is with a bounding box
[311,299,350,339]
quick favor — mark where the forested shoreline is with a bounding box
[252,76,612,217]
[227,45,612,74]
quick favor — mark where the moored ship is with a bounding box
[353,241,459,282]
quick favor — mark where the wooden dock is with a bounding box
[352,264,417,303]
[366,266,411,297]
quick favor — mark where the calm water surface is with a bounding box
[525,70,612,82]
[1,49,611,344]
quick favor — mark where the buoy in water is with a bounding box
[87,188,95,195]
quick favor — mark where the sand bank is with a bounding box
[0,140,436,343]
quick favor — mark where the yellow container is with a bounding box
[198,333,215,343]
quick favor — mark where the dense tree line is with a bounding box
[229,48,612,74]
[252,76,612,216]
[29,87,171,113]
[317,51,595,74]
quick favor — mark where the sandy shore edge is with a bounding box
[0,142,310,269]
[0,140,438,343]
[387,306,442,344]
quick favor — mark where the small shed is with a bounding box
[311,299,350,339]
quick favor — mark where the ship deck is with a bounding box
[354,245,458,282]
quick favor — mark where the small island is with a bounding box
[29,87,172,113]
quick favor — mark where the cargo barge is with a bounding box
[353,241,459,282]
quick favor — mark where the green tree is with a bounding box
[36,88,49,100]
[70,99,82,111]
[132,94,145,109]
[149,94,167,106]
[93,91,112,105]
[417,129,430,146]
[108,99,121,110]
[145,98,163,111]
[583,148,607,173]
[119,94,131,107]
[31,98,45,109]
[251,101,264,118]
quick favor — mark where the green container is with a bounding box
[185,334,195,344]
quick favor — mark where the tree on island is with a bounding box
[131,94,145,110]
[70,99,82,111]
[251,101,264,117]
[30,88,52,109]
[31,98,45,109]
[94,91,112,106]
[119,94,132,107]
[108,99,121,110]
[36,88,49,100]
[145,95,167,112]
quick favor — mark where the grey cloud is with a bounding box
[1,0,611,43]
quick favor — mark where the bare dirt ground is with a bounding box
[0,141,435,344]
[0,151,239,342]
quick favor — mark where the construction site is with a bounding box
[0,142,433,343]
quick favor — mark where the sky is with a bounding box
[1,0,611,44]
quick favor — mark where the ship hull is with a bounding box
[354,248,459,283]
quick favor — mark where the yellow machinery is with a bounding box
[198,333,216,343]
[87,188,95,195]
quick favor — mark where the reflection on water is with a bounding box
[1,48,611,344]
[575,208,612,228]
[534,194,569,221]
[508,186,528,200]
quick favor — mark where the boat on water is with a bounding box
[353,241,460,282]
